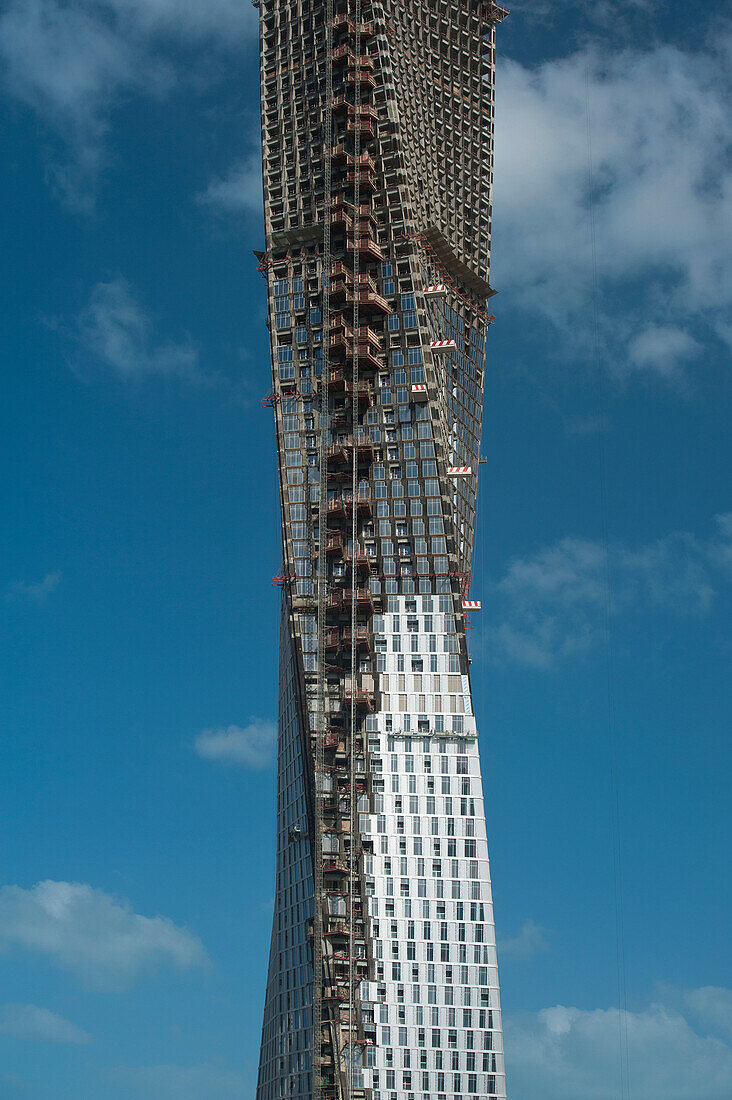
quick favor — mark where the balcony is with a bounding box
[325,434,374,467]
[325,919,350,936]
[331,94,351,114]
[342,624,372,650]
[347,166,378,192]
[324,727,344,751]
[344,551,370,576]
[326,498,347,523]
[346,66,377,90]
[332,45,375,70]
[324,857,349,875]
[330,316,380,347]
[331,145,375,170]
[346,234,384,263]
[325,588,343,611]
[349,287,390,314]
[340,583,374,608]
[322,986,350,1003]
[332,15,376,38]
[321,371,374,409]
[325,533,345,555]
[342,687,375,713]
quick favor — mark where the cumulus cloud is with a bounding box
[106,1062,247,1098]
[493,35,732,382]
[198,150,263,217]
[193,720,276,769]
[685,987,732,1042]
[5,570,61,603]
[0,1003,90,1044]
[499,919,549,959]
[0,881,207,991]
[0,0,256,202]
[511,0,660,28]
[73,277,210,385]
[505,990,732,1100]
[627,324,703,386]
[483,513,731,667]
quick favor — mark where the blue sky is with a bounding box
[0,1,730,1097]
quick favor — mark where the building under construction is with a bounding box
[255,3,509,1098]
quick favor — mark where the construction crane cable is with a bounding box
[583,38,631,1100]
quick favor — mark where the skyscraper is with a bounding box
[255,3,509,1099]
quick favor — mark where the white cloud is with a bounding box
[499,919,549,959]
[0,881,207,991]
[483,515,729,667]
[505,990,732,1100]
[5,570,61,603]
[685,987,732,1042]
[628,324,702,385]
[107,0,256,41]
[511,0,659,26]
[0,0,256,203]
[193,720,276,769]
[0,1003,90,1044]
[493,34,732,382]
[709,512,732,576]
[106,1062,247,1098]
[198,152,263,217]
[73,277,209,385]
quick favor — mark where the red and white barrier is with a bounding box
[430,339,457,351]
[448,466,472,476]
[424,284,448,296]
[462,600,481,611]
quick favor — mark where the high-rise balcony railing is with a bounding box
[341,686,375,712]
[346,67,377,90]
[332,145,375,169]
[346,167,378,193]
[332,45,375,70]
[326,436,375,466]
[332,15,376,38]
[346,235,384,262]
[329,316,381,349]
[347,117,376,140]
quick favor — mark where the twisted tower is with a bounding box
[255,3,509,1098]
